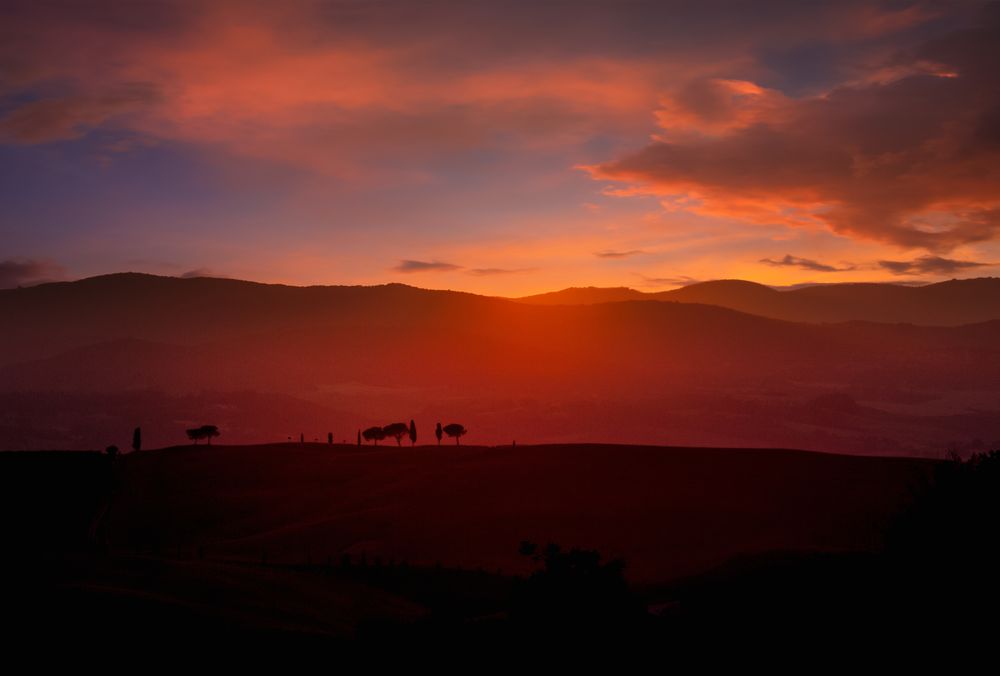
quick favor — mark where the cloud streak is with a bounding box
[180,268,219,279]
[634,273,700,288]
[878,255,991,276]
[466,267,536,276]
[0,83,161,143]
[0,258,64,288]
[392,260,462,273]
[594,250,645,259]
[760,254,854,272]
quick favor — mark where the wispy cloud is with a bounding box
[180,268,218,279]
[0,83,161,143]
[634,273,699,288]
[392,262,534,276]
[760,254,854,272]
[594,250,645,259]
[878,255,991,276]
[392,260,462,273]
[0,258,64,288]
[466,267,536,276]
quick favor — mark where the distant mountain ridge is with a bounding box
[2,273,999,453]
[516,278,1000,325]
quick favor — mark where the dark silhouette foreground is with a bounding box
[510,541,644,635]
[2,446,997,655]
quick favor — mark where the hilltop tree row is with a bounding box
[360,421,467,446]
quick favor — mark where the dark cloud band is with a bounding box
[878,255,991,276]
[392,260,462,273]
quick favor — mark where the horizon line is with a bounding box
[6,270,994,298]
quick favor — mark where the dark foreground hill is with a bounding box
[7,444,997,654]
[105,443,928,582]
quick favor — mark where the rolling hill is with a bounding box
[517,278,1000,325]
[2,273,998,453]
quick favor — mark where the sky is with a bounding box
[1,0,999,295]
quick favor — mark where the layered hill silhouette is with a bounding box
[2,273,999,453]
[518,278,1000,325]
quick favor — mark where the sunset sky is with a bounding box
[2,0,999,294]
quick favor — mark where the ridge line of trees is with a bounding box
[106,419,474,451]
[359,420,468,446]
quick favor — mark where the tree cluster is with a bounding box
[186,424,220,445]
[360,420,467,446]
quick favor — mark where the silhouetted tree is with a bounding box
[203,425,220,444]
[409,419,417,446]
[362,426,385,445]
[132,426,141,452]
[186,425,220,445]
[300,432,304,444]
[105,444,119,458]
[328,432,333,444]
[443,423,467,445]
[383,422,409,446]
[435,422,443,446]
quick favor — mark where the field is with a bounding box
[104,443,930,581]
[7,442,989,650]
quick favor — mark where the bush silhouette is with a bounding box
[443,423,467,445]
[105,444,119,457]
[186,424,220,445]
[132,426,141,452]
[511,541,643,633]
[409,419,417,446]
[362,426,385,445]
[886,449,1000,612]
[435,422,443,446]
[382,422,409,446]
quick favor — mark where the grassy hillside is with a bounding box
[107,443,930,583]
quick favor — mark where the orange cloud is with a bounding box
[653,79,791,138]
[588,12,1000,252]
[0,1,671,180]
[1,0,955,185]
